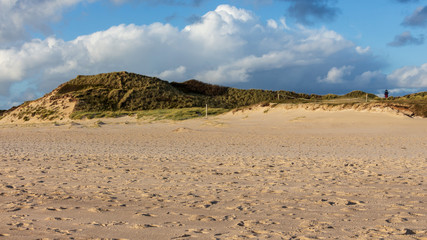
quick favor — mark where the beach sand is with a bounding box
[0,107,426,239]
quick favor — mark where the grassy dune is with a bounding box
[1,72,426,121]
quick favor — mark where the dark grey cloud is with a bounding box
[388,31,424,46]
[112,0,205,7]
[281,0,340,25]
[402,5,427,27]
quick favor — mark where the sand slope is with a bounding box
[0,109,426,239]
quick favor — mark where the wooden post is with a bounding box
[277,92,279,101]
[205,104,208,119]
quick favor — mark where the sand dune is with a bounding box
[0,108,426,239]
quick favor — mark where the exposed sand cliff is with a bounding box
[0,88,77,124]
[0,100,420,125]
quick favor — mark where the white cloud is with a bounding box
[280,17,290,30]
[159,66,186,81]
[388,88,420,95]
[355,46,370,54]
[318,65,354,84]
[294,26,353,55]
[183,5,255,53]
[387,63,427,87]
[267,19,278,29]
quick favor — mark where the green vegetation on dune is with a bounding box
[70,107,229,121]
[57,71,321,112]
[342,90,377,99]
[136,108,229,121]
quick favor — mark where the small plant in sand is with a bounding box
[94,120,105,127]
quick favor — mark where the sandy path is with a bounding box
[0,109,426,239]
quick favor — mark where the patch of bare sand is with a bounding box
[0,109,426,239]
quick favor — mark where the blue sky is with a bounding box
[1,0,427,109]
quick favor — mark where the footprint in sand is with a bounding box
[188,215,217,222]
[135,212,157,217]
[130,224,161,229]
[87,207,113,212]
[46,207,63,211]
[185,228,210,234]
[45,217,74,221]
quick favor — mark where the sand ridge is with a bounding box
[0,109,426,239]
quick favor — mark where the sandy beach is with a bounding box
[0,107,426,239]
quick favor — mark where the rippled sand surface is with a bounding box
[1,108,426,239]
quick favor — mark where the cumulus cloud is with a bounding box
[0,4,388,108]
[317,65,354,84]
[282,0,340,25]
[402,6,427,27]
[388,31,424,46]
[387,63,427,87]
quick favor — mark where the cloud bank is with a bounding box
[0,3,425,108]
[387,63,427,88]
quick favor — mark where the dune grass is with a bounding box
[70,107,229,121]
